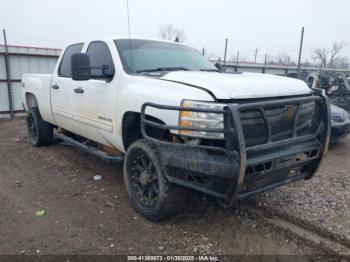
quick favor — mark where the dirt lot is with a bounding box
[0,118,349,259]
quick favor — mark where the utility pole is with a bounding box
[202,47,205,56]
[223,38,228,70]
[297,27,304,79]
[236,51,240,65]
[254,47,258,64]
[3,29,14,119]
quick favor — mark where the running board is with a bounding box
[55,132,124,163]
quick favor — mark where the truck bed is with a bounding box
[21,74,55,124]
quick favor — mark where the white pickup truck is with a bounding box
[22,36,331,221]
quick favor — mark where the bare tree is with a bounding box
[265,54,273,64]
[336,56,350,69]
[329,41,347,67]
[313,41,347,68]
[159,23,186,43]
[265,54,280,65]
[202,48,215,59]
[227,54,246,63]
[275,53,294,66]
[230,55,237,63]
[238,56,247,63]
[208,54,220,61]
[313,48,328,67]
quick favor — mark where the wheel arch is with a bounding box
[25,92,39,109]
[121,111,168,150]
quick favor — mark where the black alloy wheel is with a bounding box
[130,154,159,207]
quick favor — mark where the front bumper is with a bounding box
[141,92,331,206]
[331,120,350,142]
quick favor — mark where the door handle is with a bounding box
[52,84,59,90]
[74,88,84,94]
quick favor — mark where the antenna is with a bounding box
[126,0,133,67]
[126,0,131,39]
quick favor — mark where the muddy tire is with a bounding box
[26,107,53,147]
[123,139,187,221]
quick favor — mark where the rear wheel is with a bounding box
[123,139,187,221]
[26,107,53,147]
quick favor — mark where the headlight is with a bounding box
[179,100,226,139]
[332,111,349,122]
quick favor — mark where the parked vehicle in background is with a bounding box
[21,36,330,221]
[329,104,350,142]
[308,74,350,142]
[288,73,350,143]
[306,73,350,111]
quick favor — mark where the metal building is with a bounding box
[0,45,60,118]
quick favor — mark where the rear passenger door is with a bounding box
[73,41,117,145]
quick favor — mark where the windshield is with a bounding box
[115,39,217,74]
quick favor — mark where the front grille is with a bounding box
[239,101,321,147]
[236,98,323,196]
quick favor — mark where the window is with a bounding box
[87,41,115,79]
[58,43,84,77]
[115,39,217,74]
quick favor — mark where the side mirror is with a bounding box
[215,62,223,72]
[71,53,91,81]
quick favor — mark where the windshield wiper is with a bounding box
[136,67,190,73]
[199,69,219,72]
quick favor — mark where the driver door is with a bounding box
[72,41,117,145]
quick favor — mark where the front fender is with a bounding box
[115,75,214,152]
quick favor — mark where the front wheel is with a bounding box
[123,139,187,221]
[26,107,53,147]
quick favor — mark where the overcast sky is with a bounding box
[1,0,349,63]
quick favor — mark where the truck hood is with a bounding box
[161,71,311,99]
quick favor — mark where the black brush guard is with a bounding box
[140,92,331,206]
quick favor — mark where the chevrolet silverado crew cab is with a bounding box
[22,36,331,221]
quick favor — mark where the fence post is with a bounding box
[235,51,239,72]
[263,54,267,74]
[3,29,14,119]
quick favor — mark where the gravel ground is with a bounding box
[0,118,347,258]
[249,137,350,246]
